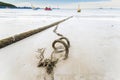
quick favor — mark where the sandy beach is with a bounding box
[0,9,120,80]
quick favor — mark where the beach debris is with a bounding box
[37,25,70,80]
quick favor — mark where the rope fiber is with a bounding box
[37,25,71,80]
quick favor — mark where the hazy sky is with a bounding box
[0,0,110,3]
[0,0,120,9]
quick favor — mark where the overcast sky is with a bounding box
[0,0,120,9]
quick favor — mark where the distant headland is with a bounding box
[0,1,17,8]
[0,1,41,9]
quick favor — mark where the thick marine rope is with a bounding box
[0,16,72,49]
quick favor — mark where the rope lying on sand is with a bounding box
[52,25,70,60]
[37,25,70,80]
[0,16,73,49]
